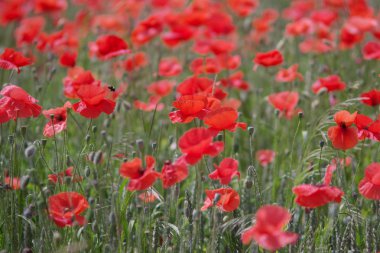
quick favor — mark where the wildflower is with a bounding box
[119,156,161,191]
[241,205,299,251]
[358,163,380,200]
[48,192,89,227]
[327,110,358,150]
[201,188,240,212]
[209,158,240,185]
[178,127,224,165]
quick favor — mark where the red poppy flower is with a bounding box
[362,41,380,60]
[292,184,344,208]
[134,96,164,112]
[138,191,158,203]
[161,24,194,47]
[48,167,82,184]
[15,16,45,47]
[178,127,224,165]
[299,38,334,54]
[59,51,77,67]
[169,95,208,123]
[63,67,97,99]
[122,52,149,72]
[360,89,380,106]
[268,91,301,119]
[275,64,303,83]
[0,48,33,73]
[327,110,358,150]
[0,84,42,121]
[228,0,258,17]
[204,107,247,133]
[358,163,380,200]
[131,15,163,45]
[42,102,71,137]
[89,35,130,60]
[4,177,21,190]
[355,114,380,141]
[35,0,67,13]
[323,164,337,186]
[48,192,88,227]
[220,71,249,91]
[241,205,299,251]
[119,156,161,191]
[209,40,236,55]
[256,150,275,167]
[201,188,240,212]
[209,158,240,185]
[285,18,314,37]
[190,57,221,75]
[161,158,189,189]
[158,58,182,77]
[311,75,346,94]
[147,80,175,98]
[72,85,116,118]
[253,50,283,69]
[206,11,235,35]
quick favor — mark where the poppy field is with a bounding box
[1,0,380,252]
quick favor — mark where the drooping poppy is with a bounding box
[327,110,358,150]
[72,85,116,118]
[0,48,33,73]
[161,157,189,189]
[256,150,275,167]
[209,157,240,185]
[0,84,42,121]
[201,188,240,212]
[311,75,346,94]
[48,192,89,227]
[203,107,247,133]
[42,102,71,137]
[358,163,380,200]
[178,127,224,165]
[360,89,380,106]
[253,49,283,69]
[89,35,130,60]
[355,114,380,141]
[241,205,299,251]
[119,156,161,191]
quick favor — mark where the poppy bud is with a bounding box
[151,142,157,151]
[20,175,30,189]
[21,126,27,138]
[93,151,103,164]
[123,101,131,111]
[213,193,221,205]
[248,126,255,136]
[101,130,107,138]
[85,134,91,143]
[8,135,14,144]
[23,206,33,219]
[22,248,32,253]
[136,139,144,152]
[92,125,97,133]
[298,112,303,119]
[41,139,47,148]
[85,166,91,178]
[217,133,223,141]
[319,140,325,148]
[169,135,175,144]
[244,179,253,189]
[24,145,36,158]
